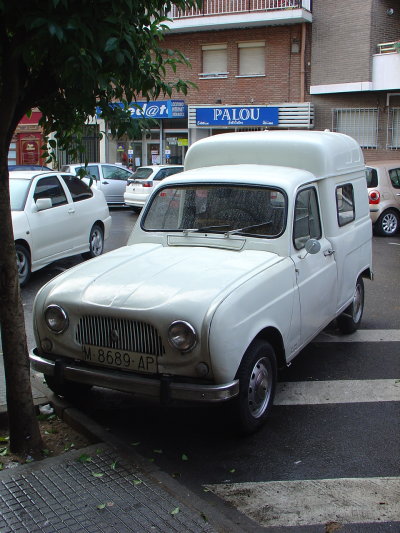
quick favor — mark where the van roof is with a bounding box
[184,130,365,178]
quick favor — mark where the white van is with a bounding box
[31,131,372,434]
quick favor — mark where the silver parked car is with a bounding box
[61,163,134,205]
[366,161,400,236]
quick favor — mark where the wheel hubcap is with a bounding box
[352,283,363,322]
[91,230,103,255]
[16,251,28,280]
[247,357,272,418]
[382,213,398,234]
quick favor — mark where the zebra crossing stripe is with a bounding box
[314,329,400,342]
[275,379,400,405]
[205,477,400,527]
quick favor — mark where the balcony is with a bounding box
[166,0,312,33]
[372,41,400,91]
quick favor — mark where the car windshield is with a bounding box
[9,179,31,211]
[132,168,154,180]
[142,184,287,237]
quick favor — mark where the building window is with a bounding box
[333,108,378,149]
[237,41,265,77]
[200,44,228,79]
[388,108,400,149]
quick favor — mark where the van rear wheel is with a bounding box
[337,277,364,334]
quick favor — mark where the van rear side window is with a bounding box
[336,184,355,226]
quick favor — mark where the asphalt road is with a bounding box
[22,208,400,533]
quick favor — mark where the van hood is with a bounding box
[43,243,282,314]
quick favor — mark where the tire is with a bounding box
[15,243,31,287]
[374,209,399,236]
[232,340,277,434]
[337,277,364,334]
[82,224,104,259]
[44,374,92,399]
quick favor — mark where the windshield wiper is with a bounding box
[182,225,231,234]
[224,220,272,237]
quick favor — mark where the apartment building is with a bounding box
[12,1,398,167]
[105,0,314,167]
[310,0,400,162]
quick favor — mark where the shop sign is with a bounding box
[128,100,186,119]
[196,106,279,127]
[177,138,188,146]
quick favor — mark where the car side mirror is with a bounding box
[35,198,53,211]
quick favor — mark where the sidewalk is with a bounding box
[0,355,239,533]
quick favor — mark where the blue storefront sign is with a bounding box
[128,100,186,119]
[97,100,187,119]
[196,106,279,127]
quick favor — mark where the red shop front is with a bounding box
[14,110,46,166]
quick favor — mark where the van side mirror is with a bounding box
[304,238,321,255]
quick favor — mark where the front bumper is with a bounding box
[30,348,239,403]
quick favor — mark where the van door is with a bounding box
[290,186,337,345]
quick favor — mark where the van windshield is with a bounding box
[142,184,287,237]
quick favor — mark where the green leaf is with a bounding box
[77,454,92,463]
[92,472,104,478]
[131,442,140,446]
[133,479,142,486]
[170,507,180,516]
[97,503,106,510]
[229,468,236,473]
[153,449,163,454]
[110,461,118,470]
[0,448,8,456]
[181,454,188,461]
[0,436,9,442]
[104,37,119,52]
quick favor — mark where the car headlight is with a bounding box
[168,321,197,353]
[44,305,69,334]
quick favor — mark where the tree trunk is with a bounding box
[0,162,43,456]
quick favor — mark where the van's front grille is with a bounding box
[75,315,165,357]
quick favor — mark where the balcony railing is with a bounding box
[171,0,311,19]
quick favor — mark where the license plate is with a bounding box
[82,345,157,374]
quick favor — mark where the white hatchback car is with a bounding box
[61,163,133,205]
[124,165,183,210]
[10,171,112,286]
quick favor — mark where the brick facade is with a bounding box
[163,24,309,105]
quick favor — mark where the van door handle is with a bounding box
[324,248,334,256]
[102,181,109,185]
[68,208,75,214]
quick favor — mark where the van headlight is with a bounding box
[168,321,197,353]
[45,305,69,334]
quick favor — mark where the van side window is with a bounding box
[336,184,355,226]
[293,187,322,250]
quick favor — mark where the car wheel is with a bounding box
[337,277,364,334]
[44,374,92,399]
[15,244,31,287]
[375,209,399,236]
[82,224,104,259]
[232,340,277,434]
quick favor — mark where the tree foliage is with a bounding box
[0,0,198,454]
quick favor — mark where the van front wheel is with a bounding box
[233,340,277,434]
